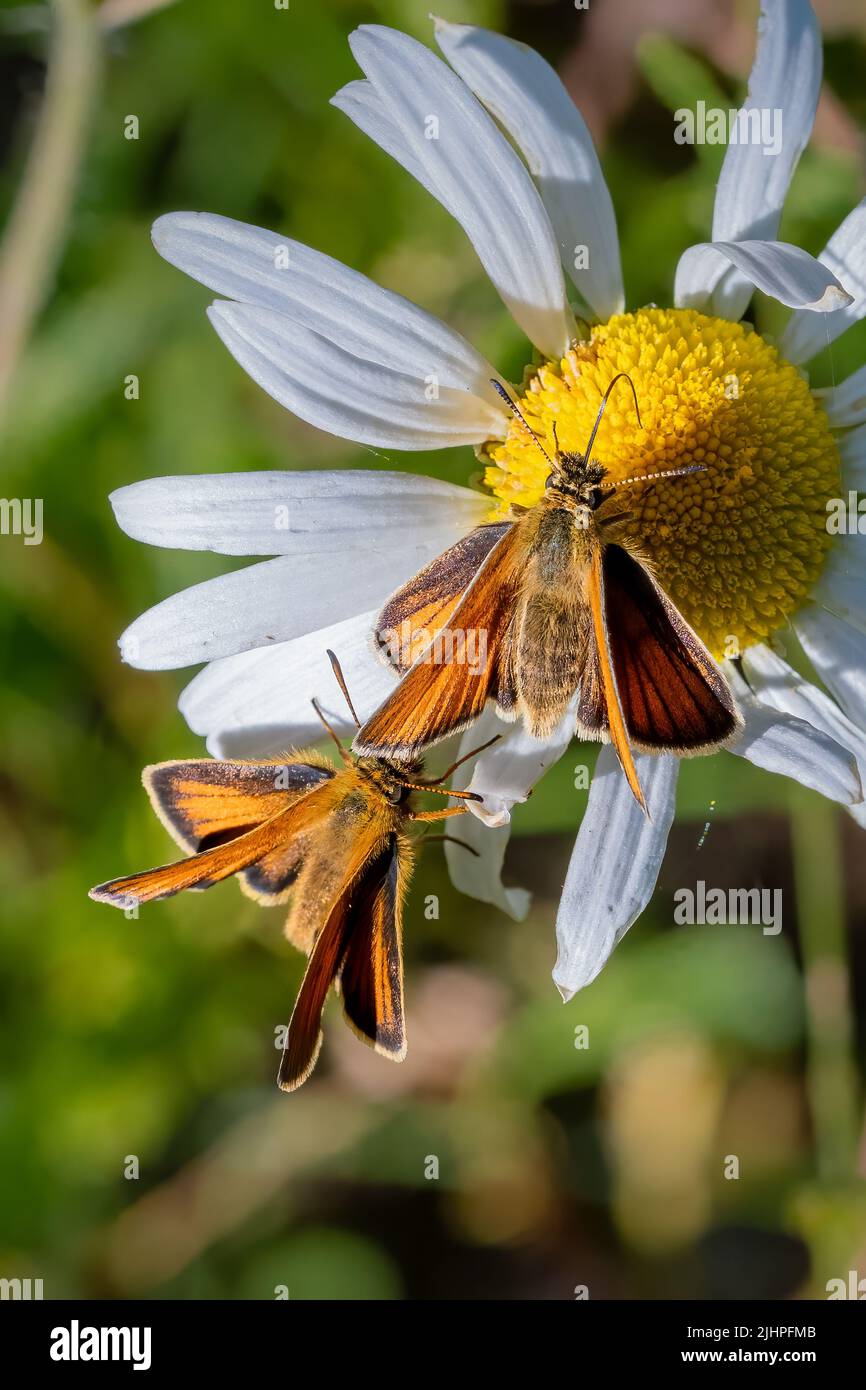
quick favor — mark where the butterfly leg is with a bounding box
[598,510,633,529]
[409,805,469,823]
[421,833,479,857]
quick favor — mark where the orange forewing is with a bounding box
[585,545,646,810]
[375,523,512,673]
[144,758,332,853]
[89,780,334,908]
[356,525,520,757]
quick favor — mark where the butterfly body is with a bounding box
[508,478,606,738]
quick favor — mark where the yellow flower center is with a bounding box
[483,307,839,658]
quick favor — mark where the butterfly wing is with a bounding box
[375,523,512,673]
[145,758,332,851]
[147,756,333,902]
[355,524,521,757]
[602,544,740,753]
[90,760,335,908]
[278,829,410,1091]
[338,833,411,1059]
[578,543,740,807]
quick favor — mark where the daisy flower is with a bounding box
[112,3,866,999]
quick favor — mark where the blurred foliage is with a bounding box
[0,0,864,1301]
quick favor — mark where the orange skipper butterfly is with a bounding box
[355,376,740,810]
[90,653,496,1090]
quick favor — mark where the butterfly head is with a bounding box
[490,373,639,515]
[354,753,423,805]
[314,653,489,808]
[545,453,611,512]
[490,375,704,519]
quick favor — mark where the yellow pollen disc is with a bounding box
[483,307,840,658]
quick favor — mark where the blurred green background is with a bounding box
[1,0,865,1300]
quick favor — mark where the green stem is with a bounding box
[0,0,101,434]
[789,789,860,1179]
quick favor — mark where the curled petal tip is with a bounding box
[553,973,575,1004]
[819,285,855,312]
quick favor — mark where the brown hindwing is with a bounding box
[338,832,409,1059]
[601,543,740,754]
[278,829,410,1090]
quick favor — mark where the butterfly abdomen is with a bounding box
[515,506,593,737]
[516,592,588,736]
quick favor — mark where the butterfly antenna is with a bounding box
[583,372,643,465]
[398,782,482,802]
[610,463,706,490]
[326,648,361,728]
[490,379,557,470]
[311,698,351,763]
[414,733,502,787]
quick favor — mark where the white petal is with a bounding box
[780,199,866,363]
[434,707,530,918]
[179,610,394,755]
[795,604,866,730]
[813,570,866,634]
[744,642,866,832]
[330,80,459,217]
[152,211,507,410]
[810,536,866,631]
[119,523,469,671]
[840,423,866,491]
[726,662,861,803]
[462,706,575,828]
[741,644,866,781]
[818,365,866,429]
[552,748,678,1001]
[207,301,505,449]
[672,242,720,315]
[110,471,490,556]
[675,239,852,317]
[338,25,573,360]
[444,815,530,922]
[705,0,821,319]
[433,18,623,321]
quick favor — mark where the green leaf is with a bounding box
[636,34,730,176]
